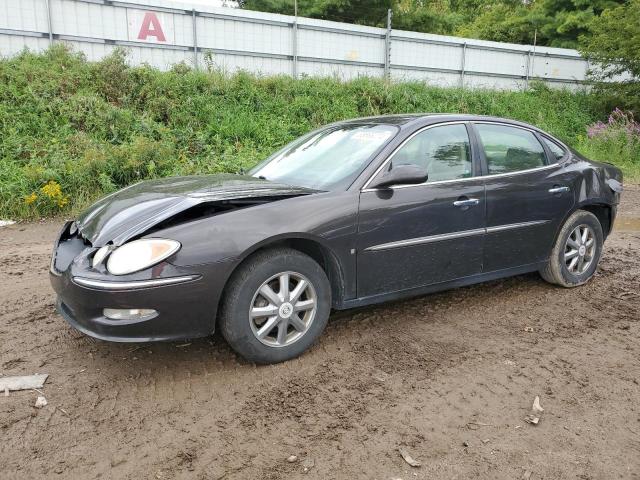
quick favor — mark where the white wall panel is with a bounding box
[465,75,524,90]
[206,53,290,76]
[465,48,527,78]
[51,1,129,41]
[391,68,461,88]
[1,0,48,32]
[196,17,291,55]
[297,28,383,64]
[392,39,462,72]
[0,33,49,56]
[298,60,382,80]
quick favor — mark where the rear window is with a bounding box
[475,124,546,174]
[542,136,567,162]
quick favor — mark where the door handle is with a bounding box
[453,198,480,207]
[549,186,570,194]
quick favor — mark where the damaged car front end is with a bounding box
[49,174,319,341]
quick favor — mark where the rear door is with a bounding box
[473,122,575,272]
[356,123,485,298]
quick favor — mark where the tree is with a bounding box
[580,0,640,79]
[456,0,625,49]
[579,0,640,115]
[241,0,393,26]
[241,0,628,49]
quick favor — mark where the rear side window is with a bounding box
[541,136,566,162]
[475,124,546,174]
[392,124,472,182]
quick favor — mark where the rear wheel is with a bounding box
[219,248,331,364]
[540,210,604,287]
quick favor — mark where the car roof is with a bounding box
[337,114,543,132]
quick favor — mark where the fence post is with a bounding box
[45,0,53,45]
[460,42,466,88]
[192,9,198,70]
[384,9,392,80]
[525,50,531,89]
[292,19,298,79]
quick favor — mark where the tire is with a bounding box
[539,210,604,288]
[219,248,331,364]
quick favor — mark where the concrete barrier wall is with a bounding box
[0,0,590,90]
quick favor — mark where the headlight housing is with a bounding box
[106,239,181,276]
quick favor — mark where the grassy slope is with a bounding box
[0,46,636,219]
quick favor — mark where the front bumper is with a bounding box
[50,271,217,342]
[49,222,234,342]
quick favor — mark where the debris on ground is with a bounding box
[286,455,297,463]
[0,374,48,392]
[463,441,470,447]
[524,327,534,332]
[522,469,533,479]
[466,421,493,430]
[524,396,544,425]
[302,457,315,473]
[34,396,48,408]
[0,220,16,227]
[398,448,421,467]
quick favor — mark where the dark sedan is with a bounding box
[50,114,623,363]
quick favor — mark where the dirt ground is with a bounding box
[1,188,639,480]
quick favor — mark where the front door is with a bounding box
[356,123,486,298]
[472,122,576,272]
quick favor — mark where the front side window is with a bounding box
[391,124,472,182]
[250,124,397,190]
[542,136,567,162]
[475,124,546,174]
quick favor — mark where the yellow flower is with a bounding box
[57,197,69,208]
[41,180,62,199]
[25,192,38,205]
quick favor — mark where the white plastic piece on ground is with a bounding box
[525,396,544,425]
[398,448,422,467]
[0,374,49,392]
[35,396,48,408]
[0,220,16,227]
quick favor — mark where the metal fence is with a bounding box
[0,0,590,90]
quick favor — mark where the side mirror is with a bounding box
[368,164,428,189]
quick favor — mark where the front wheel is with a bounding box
[539,210,604,288]
[219,248,331,364]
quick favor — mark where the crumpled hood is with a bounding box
[76,174,318,247]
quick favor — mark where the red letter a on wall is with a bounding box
[138,12,166,42]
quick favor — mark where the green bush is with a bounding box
[0,45,636,220]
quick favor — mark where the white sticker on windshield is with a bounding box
[352,130,393,142]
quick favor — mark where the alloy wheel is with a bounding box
[249,271,317,347]
[564,224,596,275]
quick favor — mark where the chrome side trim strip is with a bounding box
[364,227,486,252]
[486,220,549,233]
[73,275,200,290]
[364,220,549,252]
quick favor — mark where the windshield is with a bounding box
[250,124,398,190]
